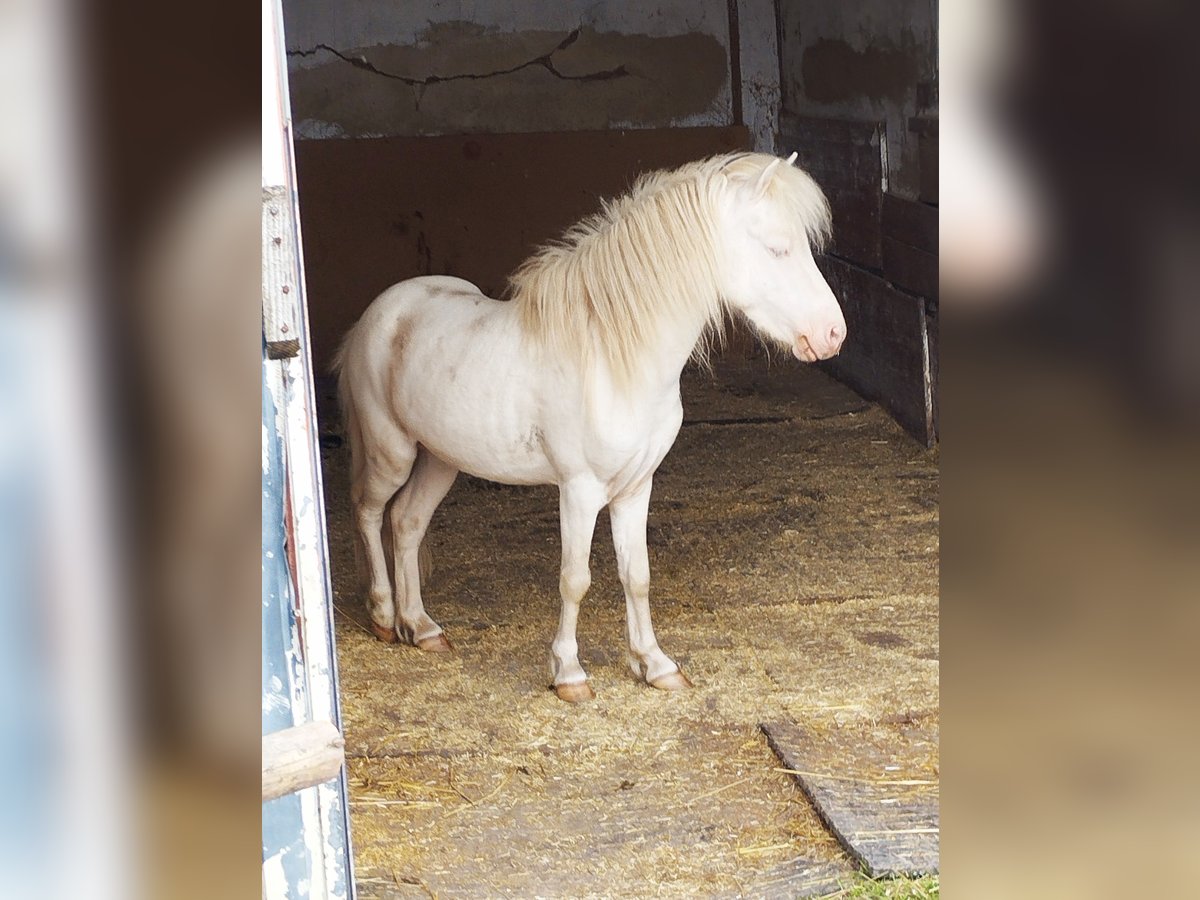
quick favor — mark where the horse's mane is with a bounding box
[507,152,832,388]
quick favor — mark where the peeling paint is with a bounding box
[294,119,346,140]
[264,355,348,899]
[734,0,782,151]
[262,851,288,897]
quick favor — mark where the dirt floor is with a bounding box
[317,358,939,898]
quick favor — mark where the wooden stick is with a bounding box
[263,720,345,802]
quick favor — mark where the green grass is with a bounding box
[822,873,940,899]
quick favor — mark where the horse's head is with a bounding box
[717,153,846,362]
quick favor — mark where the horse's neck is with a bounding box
[652,310,711,386]
[599,301,711,401]
[625,214,722,392]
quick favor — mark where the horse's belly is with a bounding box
[398,375,558,485]
[422,425,557,486]
[374,297,555,484]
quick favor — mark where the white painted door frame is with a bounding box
[262,0,353,896]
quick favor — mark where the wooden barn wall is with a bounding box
[777,0,938,445]
[294,127,750,374]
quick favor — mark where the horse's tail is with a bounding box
[330,323,371,592]
[329,324,363,485]
[330,316,435,590]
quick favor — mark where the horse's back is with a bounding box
[399,275,487,299]
[345,276,493,361]
[341,272,524,404]
[362,275,487,322]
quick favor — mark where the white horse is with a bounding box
[333,151,846,702]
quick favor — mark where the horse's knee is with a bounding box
[355,505,383,532]
[560,566,591,602]
[624,567,650,599]
[390,510,425,550]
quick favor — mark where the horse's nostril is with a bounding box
[829,323,846,345]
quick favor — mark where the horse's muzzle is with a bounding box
[793,327,844,362]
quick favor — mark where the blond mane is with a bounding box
[508,152,832,387]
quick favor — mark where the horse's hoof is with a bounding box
[649,670,693,691]
[371,622,398,644]
[553,682,596,703]
[417,633,454,653]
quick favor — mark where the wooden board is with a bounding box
[881,193,938,300]
[761,720,939,878]
[262,185,301,359]
[882,194,938,254]
[780,115,885,270]
[818,256,933,445]
[882,237,938,300]
[262,720,346,802]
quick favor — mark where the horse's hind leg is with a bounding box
[389,448,458,651]
[352,439,417,643]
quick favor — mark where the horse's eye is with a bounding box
[768,246,790,258]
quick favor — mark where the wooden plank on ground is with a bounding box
[761,720,939,878]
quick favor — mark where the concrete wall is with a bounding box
[283,0,780,152]
[778,0,936,198]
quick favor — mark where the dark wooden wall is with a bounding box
[784,114,939,446]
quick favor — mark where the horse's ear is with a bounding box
[748,158,783,199]
[785,151,798,166]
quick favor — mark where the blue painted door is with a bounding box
[262,348,353,899]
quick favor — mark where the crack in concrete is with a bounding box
[287,29,630,86]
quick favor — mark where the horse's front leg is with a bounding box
[550,481,604,702]
[610,479,691,690]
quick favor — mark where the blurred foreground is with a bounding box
[940,1,1200,897]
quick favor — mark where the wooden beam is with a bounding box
[262,185,302,360]
[262,720,345,803]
